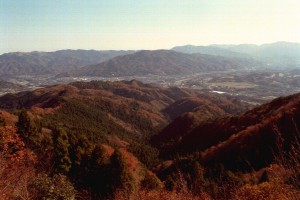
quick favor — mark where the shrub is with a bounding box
[29,173,76,200]
[232,182,297,200]
[141,171,162,190]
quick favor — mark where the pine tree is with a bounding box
[16,110,31,138]
[0,115,6,127]
[87,144,111,199]
[16,110,40,148]
[54,128,72,173]
[109,149,135,197]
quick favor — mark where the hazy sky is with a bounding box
[1,0,299,53]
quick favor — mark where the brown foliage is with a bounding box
[114,189,211,200]
[232,182,299,200]
[0,110,17,126]
[0,126,36,199]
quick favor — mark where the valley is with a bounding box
[1,42,299,105]
[2,69,300,105]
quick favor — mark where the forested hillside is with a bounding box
[59,50,263,77]
[0,50,134,75]
[0,80,299,199]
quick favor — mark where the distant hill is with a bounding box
[215,42,300,69]
[2,42,298,78]
[214,41,300,56]
[1,42,298,78]
[59,50,262,77]
[0,50,134,76]
[172,45,249,58]
[173,42,300,69]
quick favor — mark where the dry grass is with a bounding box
[114,189,211,200]
[231,120,300,200]
[232,182,299,200]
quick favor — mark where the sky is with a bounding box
[1,0,300,53]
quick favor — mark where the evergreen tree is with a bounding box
[109,149,135,197]
[16,110,41,148]
[54,128,72,173]
[16,110,31,138]
[70,134,92,166]
[87,144,111,199]
[0,115,6,127]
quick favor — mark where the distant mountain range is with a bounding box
[0,41,299,78]
[172,45,250,58]
[59,50,262,77]
[173,41,300,69]
[0,50,134,76]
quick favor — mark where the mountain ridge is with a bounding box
[0,49,134,76]
[59,50,262,77]
[173,41,300,69]
[154,92,300,170]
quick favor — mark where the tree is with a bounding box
[0,115,6,127]
[15,110,41,148]
[29,173,76,200]
[54,128,72,173]
[85,144,111,199]
[0,126,36,199]
[109,149,135,198]
[69,134,92,166]
[16,110,31,138]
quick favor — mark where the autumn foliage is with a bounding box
[0,126,36,199]
[0,81,299,199]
